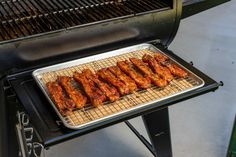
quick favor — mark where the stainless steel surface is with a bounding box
[0,0,170,43]
[33,43,204,129]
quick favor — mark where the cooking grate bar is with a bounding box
[0,0,125,23]
[32,0,65,29]
[0,0,170,43]
[16,1,45,33]
[10,1,37,35]
[0,3,22,38]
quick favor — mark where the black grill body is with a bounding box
[0,0,180,74]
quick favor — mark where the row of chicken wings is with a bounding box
[46,53,187,115]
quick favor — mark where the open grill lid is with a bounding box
[0,0,181,74]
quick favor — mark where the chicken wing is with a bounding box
[154,53,188,78]
[73,72,106,107]
[164,63,188,78]
[58,76,87,109]
[82,69,120,102]
[108,66,137,92]
[129,58,168,88]
[97,68,130,95]
[154,52,169,63]
[46,81,75,115]
[142,54,173,82]
[117,60,151,89]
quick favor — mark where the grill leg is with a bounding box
[142,107,172,157]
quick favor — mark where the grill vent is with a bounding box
[0,0,170,43]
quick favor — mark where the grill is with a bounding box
[0,0,224,157]
[33,44,204,129]
[0,0,170,43]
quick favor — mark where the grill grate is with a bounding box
[35,48,203,129]
[0,0,170,43]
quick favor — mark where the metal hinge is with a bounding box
[149,40,168,50]
[149,39,161,45]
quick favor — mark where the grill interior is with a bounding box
[0,0,171,43]
[34,46,203,129]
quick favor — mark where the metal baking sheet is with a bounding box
[32,43,205,129]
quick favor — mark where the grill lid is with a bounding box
[0,0,181,74]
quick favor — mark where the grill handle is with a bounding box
[219,81,224,86]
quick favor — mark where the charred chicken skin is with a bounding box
[82,69,120,102]
[154,52,169,63]
[117,60,151,89]
[142,54,173,82]
[129,58,168,88]
[164,63,188,78]
[108,66,137,92]
[45,53,188,115]
[154,53,188,78]
[97,68,130,95]
[46,81,75,115]
[73,72,106,107]
[58,76,87,109]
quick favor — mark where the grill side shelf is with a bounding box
[32,43,205,129]
[7,44,220,147]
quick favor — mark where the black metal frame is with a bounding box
[0,79,20,157]
[142,108,172,157]
[125,121,156,156]
[126,108,173,157]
